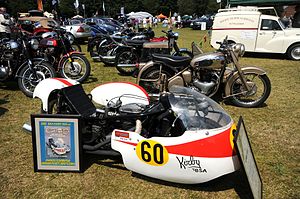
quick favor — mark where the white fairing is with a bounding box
[91,82,150,106]
[111,122,240,184]
[33,78,79,112]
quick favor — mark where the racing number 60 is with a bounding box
[136,140,169,166]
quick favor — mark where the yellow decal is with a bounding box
[68,58,72,62]
[230,123,237,149]
[136,140,169,166]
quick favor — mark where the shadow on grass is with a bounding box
[0,81,19,92]
[81,154,126,172]
[83,76,98,84]
[244,52,287,60]
[0,95,9,116]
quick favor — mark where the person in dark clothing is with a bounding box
[292,5,300,28]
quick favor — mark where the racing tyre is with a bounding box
[229,73,271,108]
[287,44,300,60]
[115,50,139,76]
[47,98,74,114]
[18,61,56,98]
[139,67,173,94]
[60,54,91,82]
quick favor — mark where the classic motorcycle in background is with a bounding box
[115,29,193,76]
[30,78,240,184]
[35,26,91,82]
[137,37,271,108]
[0,26,56,97]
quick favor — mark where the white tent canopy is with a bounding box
[127,11,153,20]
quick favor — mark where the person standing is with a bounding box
[0,7,11,38]
[292,5,300,28]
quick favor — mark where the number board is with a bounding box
[136,140,169,166]
[234,116,263,199]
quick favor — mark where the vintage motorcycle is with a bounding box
[35,26,90,82]
[115,29,193,76]
[87,28,159,61]
[137,37,271,108]
[0,27,55,97]
[30,78,240,184]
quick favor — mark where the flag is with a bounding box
[74,0,79,8]
[37,0,43,11]
[103,1,105,12]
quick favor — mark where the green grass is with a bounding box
[0,27,299,198]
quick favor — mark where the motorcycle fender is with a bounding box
[15,58,46,77]
[111,121,240,184]
[224,66,267,97]
[90,82,150,106]
[33,78,79,112]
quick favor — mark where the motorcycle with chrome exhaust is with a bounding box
[137,37,271,108]
[28,77,242,184]
[0,25,55,97]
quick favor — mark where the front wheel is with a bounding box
[18,61,56,97]
[229,73,271,108]
[115,50,139,76]
[139,67,173,94]
[60,54,91,82]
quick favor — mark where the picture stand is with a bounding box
[31,114,83,172]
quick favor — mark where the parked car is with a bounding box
[17,16,57,36]
[62,20,91,42]
[84,18,120,34]
[190,15,214,30]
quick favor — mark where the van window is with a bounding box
[261,19,282,30]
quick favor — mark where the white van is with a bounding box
[211,6,300,60]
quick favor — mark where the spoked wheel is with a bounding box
[47,98,74,114]
[98,39,116,66]
[60,54,91,82]
[229,73,271,107]
[139,68,173,94]
[115,50,139,75]
[18,61,56,97]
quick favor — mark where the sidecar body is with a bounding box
[111,86,240,184]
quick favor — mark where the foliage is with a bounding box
[1,0,221,18]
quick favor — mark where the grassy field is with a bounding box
[0,27,299,199]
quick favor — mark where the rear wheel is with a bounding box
[287,44,300,60]
[229,73,271,107]
[139,67,173,93]
[98,39,116,66]
[115,50,139,75]
[18,61,56,97]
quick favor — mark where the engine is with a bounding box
[191,68,220,97]
[0,41,19,81]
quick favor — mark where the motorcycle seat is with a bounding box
[152,54,191,68]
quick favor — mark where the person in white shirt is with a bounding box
[0,7,11,38]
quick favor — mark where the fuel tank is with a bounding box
[190,52,225,70]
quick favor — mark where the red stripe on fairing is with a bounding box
[98,82,150,102]
[116,127,235,158]
[53,78,74,86]
[213,28,258,30]
[165,127,234,158]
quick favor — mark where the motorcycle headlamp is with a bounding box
[30,38,39,50]
[7,41,19,50]
[232,43,245,57]
[173,32,179,40]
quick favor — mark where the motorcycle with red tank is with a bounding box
[34,26,90,82]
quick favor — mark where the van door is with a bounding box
[255,19,284,53]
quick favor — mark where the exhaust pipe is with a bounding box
[117,64,137,68]
[99,55,116,60]
[23,123,32,133]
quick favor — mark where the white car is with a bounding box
[62,19,92,42]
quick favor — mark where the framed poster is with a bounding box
[31,114,83,172]
[234,116,263,199]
